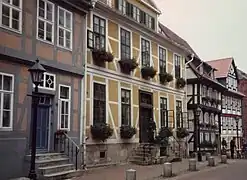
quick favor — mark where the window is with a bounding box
[202,86,207,97]
[222,117,226,130]
[176,100,182,128]
[37,0,54,43]
[58,85,71,130]
[87,15,106,50]
[0,73,14,130]
[93,83,106,124]
[57,7,72,49]
[174,54,181,78]
[120,28,131,60]
[118,0,126,15]
[160,97,167,127]
[132,5,140,22]
[0,0,22,32]
[222,95,226,109]
[140,11,155,30]
[159,47,166,73]
[37,72,56,90]
[121,89,131,125]
[141,38,150,67]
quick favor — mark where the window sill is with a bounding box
[37,38,54,46]
[57,45,73,52]
[0,128,13,132]
[0,25,22,35]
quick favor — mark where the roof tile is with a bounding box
[206,58,233,78]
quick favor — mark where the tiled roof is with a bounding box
[237,69,247,80]
[206,58,233,78]
[142,0,160,12]
[158,23,200,59]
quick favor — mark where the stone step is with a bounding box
[38,163,75,175]
[43,169,83,180]
[26,153,66,161]
[36,157,70,167]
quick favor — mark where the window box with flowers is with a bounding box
[159,72,173,84]
[141,66,157,79]
[176,77,186,89]
[120,125,137,139]
[155,127,173,146]
[119,58,138,74]
[92,49,114,66]
[90,123,113,142]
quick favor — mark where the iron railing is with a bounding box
[54,132,80,170]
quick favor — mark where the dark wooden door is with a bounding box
[139,91,153,143]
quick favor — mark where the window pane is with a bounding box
[59,8,64,26]
[12,0,20,7]
[3,110,10,127]
[3,93,11,109]
[12,19,19,30]
[65,12,71,29]
[2,5,10,16]
[61,115,64,128]
[46,3,53,21]
[0,75,2,89]
[59,28,64,46]
[65,31,71,48]
[38,20,44,39]
[60,86,69,99]
[64,115,68,128]
[13,9,20,20]
[3,76,12,91]
[46,23,52,42]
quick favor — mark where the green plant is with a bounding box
[155,127,173,145]
[92,49,114,63]
[159,72,173,84]
[141,66,157,79]
[176,77,186,89]
[120,125,137,139]
[119,58,138,73]
[90,123,113,142]
[176,127,189,139]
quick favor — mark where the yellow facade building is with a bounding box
[84,0,191,165]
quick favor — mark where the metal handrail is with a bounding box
[54,132,80,170]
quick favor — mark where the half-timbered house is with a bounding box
[0,0,91,179]
[186,56,227,155]
[85,0,191,166]
[207,58,244,149]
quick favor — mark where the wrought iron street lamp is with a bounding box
[28,59,46,179]
[196,107,202,161]
[235,116,240,152]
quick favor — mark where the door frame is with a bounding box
[139,90,153,143]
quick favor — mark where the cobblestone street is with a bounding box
[75,157,237,180]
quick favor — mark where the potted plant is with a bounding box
[176,77,186,89]
[176,127,189,139]
[159,72,173,84]
[141,66,157,79]
[92,48,114,66]
[90,123,113,142]
[155,127,173,146]
[120,125,137,139]
[119,58,138,74]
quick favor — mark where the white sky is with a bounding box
[154,0,247,72]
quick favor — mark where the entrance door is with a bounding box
[34,96,52,150]
[139,91,153,143]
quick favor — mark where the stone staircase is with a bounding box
[25,153,83,180]
[129,143,157,165]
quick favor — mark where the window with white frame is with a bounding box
[57,7,72,49]
[0,0,22,32]
[37,0,54,43]
[37,72,56,90]
[0,73,14,129]
[141,38,150,67]
[174,54,181,78]
[58,85,71,130]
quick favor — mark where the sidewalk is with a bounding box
[75,156,232,180]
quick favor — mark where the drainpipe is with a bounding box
[184,53,194,157]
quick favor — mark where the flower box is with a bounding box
[120,125,137,139]
[176,77,186,89]
[92,49,114,66]
[90,123,113,142]
[119,58,138,74]
[159,72,173,84]
[141,66,157,79]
